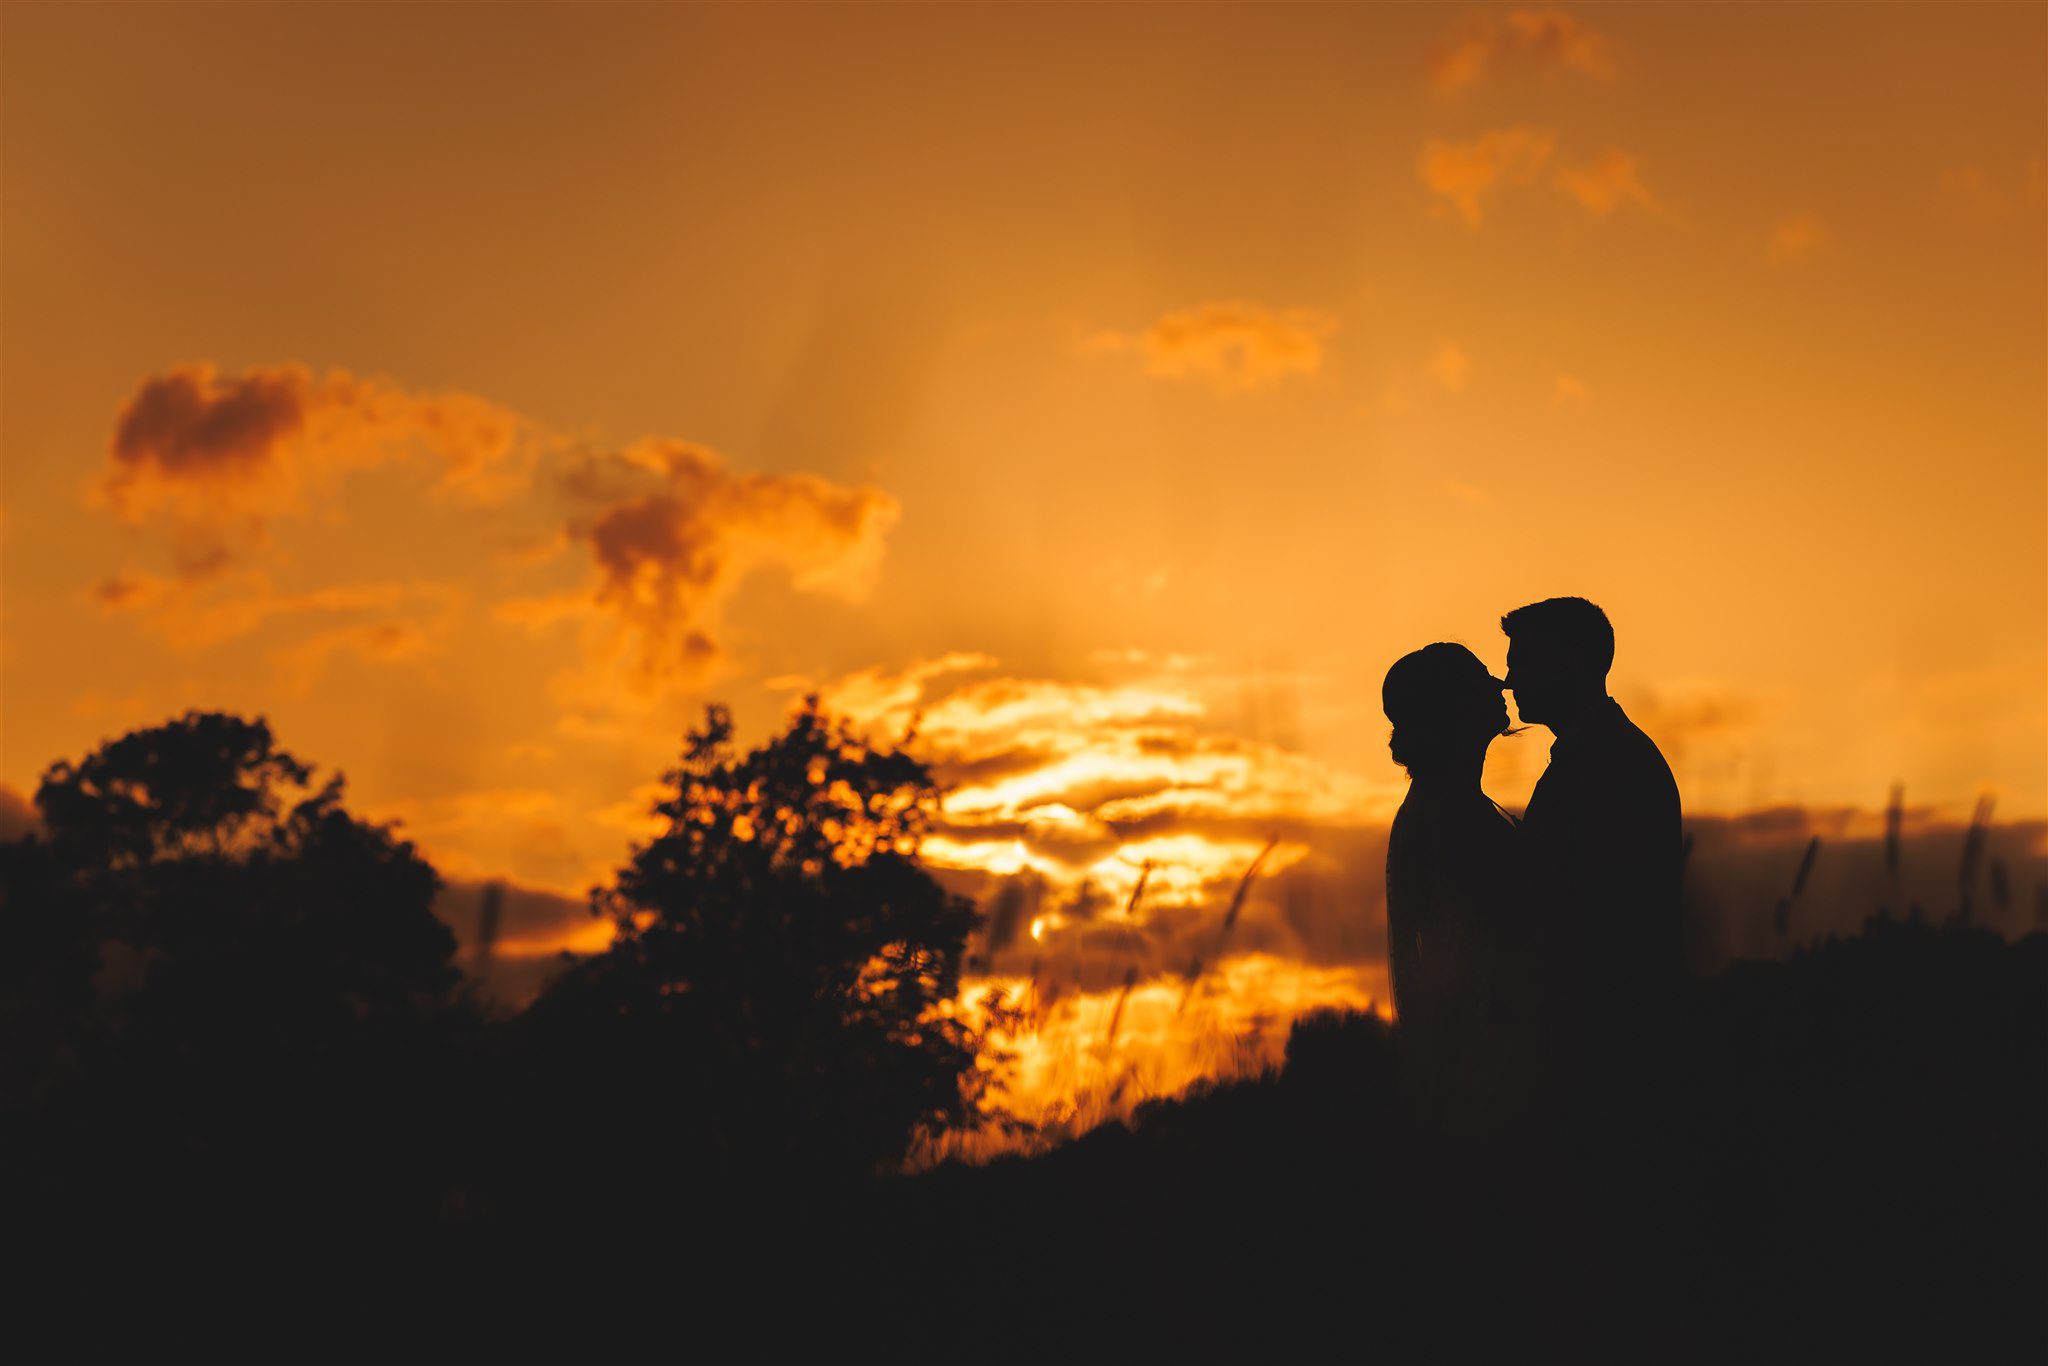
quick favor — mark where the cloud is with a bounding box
[87,364,521,688]
[509,440,900,700]
[1555,149,1660,218]
[98,363,530,568]
[1417,127,1556,226]
[88,365,904,716]
[803,652,1401,990]
[1429,8,1616,95]
[770,652,997,723]
[1766,212,1831,264]
[1552,374,1592,408]
[1421,133,1666,227]
[384,786,614,906]
[1083,303,1338,394]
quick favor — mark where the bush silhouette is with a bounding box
[7,711,454,1037]
[524,699,984,1179]
[0,711,473,1358]
[3,712,455,1080]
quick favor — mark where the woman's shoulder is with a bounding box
[1413,795,1516,888]
[1450,791,1517,833]
[1389,792,1434,840]
[1393,789,1513,846]
[1387,799,1429,875]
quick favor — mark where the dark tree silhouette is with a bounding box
[0,712,472,1364]
[9,711,454,1035]
[528,699,983,1177]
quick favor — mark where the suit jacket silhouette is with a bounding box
[1519,697,1683,1089]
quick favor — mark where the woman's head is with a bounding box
[1381,642,1511,777]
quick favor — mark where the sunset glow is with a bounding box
[914,955,1391,1165]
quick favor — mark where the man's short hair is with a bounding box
[1501,596,1615,676]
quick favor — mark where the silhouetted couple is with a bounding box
[1382,597,1685,1345]
[1383,596,1682,1142]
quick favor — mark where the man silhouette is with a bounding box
[1501,597,1683,1115]
[1500,598,1686,1366]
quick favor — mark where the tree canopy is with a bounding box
[531,699,984,1175]
[2,711,455,1046]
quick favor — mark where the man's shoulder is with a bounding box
[1557,702,1678,799]
[1603,706,1681,814]
[1610,705,1677,770]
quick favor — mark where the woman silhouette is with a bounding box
[1381,642,1529,1141]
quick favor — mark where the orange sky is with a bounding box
[3,6,2043,1131]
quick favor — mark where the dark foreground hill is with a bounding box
[5,916,2043,1364]
[844,915,2045,1365]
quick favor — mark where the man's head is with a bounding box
[1501,596,1614,728]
